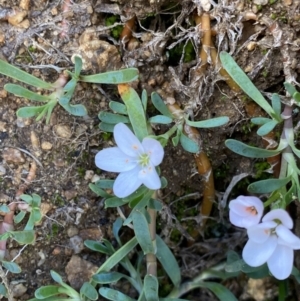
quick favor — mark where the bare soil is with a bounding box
[0,0,300,300]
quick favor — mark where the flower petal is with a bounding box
[262,209,293,229]
[142,138,164,166]
[229,196,264,217]
[242,235,277,267]
[267,244,293,280]
[114,123,143,157]
[138,164,161,190]
[95,147,137,172]
[229,210,247,228]
[113,166,143,198]
[247,221,277,243]
[276,225,300,249]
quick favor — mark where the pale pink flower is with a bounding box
[95,123,164,198]
[243,209,300,280]
[229,196,264,228]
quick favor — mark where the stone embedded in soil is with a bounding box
[67,225,79,237]
[54,124,72,139]
[63,189,78,201]
[2,148,25,164]
[11,282,27,298]
[65,255,98,290]
[69,235,84,254]
[79,227,104,241]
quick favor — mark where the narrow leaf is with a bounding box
[5,84,50,102]
[185,116,229,128]
[284,82,297,97]
[251,117,272,125]
[84,240,112,255]
[2,261,21,273]
[10,230,35,244]
[50,270,63,284]
[0,204,10,213]
[142,89,147,111]
[97,237,138,273]
[80,282,98,300]
[80,68,139,84]
[149,115,173,124]
[148,199,163,211]
[99,111,129,124]
[132,210,154,254]
[112,217,123,246]
[17,105,47,118]
[151,92,173,118]
[74,55,83,78]
[35,286,60,298]
[92,272,124,284]
[256,120,278,136]
[156,235,181,286]
[271,93,281,116]
[99,287,136,301]
[198,281,238,301]
[109,101,127,115]
[118,84,148,140]
[248,177,291,193]
[225,139,283,158]
[14,211,26,224]
[144,275,159,301]
[0,284,7,297]
[99,122,115,132]
[89,183,111,198]
[61,103,87,116]
[180,133,199,153]
[105,197,125,208]
[0,59,54,89]
[220,52,275,118]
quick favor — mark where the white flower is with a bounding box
[243,209,300,280]
[229,196,264,228]
[95,123,164,198]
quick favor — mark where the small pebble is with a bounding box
[2,148,25,164]
[41,141,53,150]
[67,226,79,237]
[54,124,72,139]
[84,170,94,180]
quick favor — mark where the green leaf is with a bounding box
[20,194,33,205]
[172,129,181,147]
[32,193,42,207]
[149,115,173,124]
[180,133,199,153]
[198,282,238,301]
[156,235,181,286]
[225,139,284,158]
[160,299,190,301]
[0,204,10,213]
[99,111,130,124]
[109,101,128,115]
[99,287,136,301]
[246,264,270,279]
[96,237,138,273]
[95,179,115,189]
[0,283,7,297]
[185,116,229,128]
[50,270,63,284]
[144,275,159,301]
[61,103,87,116]
[14,211,26,224]
[112,217,123,246]
[132,210,154,254]
[251,117,272,125]
[80,282,98,300]
[148,199,163,211]
[4,84,50,102]
[24,209,42,230]
[248,177,291,193]
[2,261,21,273]
[271,93,281,116]
[80,68,139,84]
[220,52,275,118]
[84,240,112,255]
[284,82,297,97]
[35,285,61,298]
[17,105,47,118]
[99,122,115,132]
[256,120,278,136]
[119,85,148,140]
[89,183,111,198]
[92,272,124,284]
[0,59,54,89]
[161,177,168,189]
[105,197,125,208]
[293,92,300,103]
[74,55,83,78]
[151,92,173,118]
[142,89,147,111]
[10,230,35,244]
